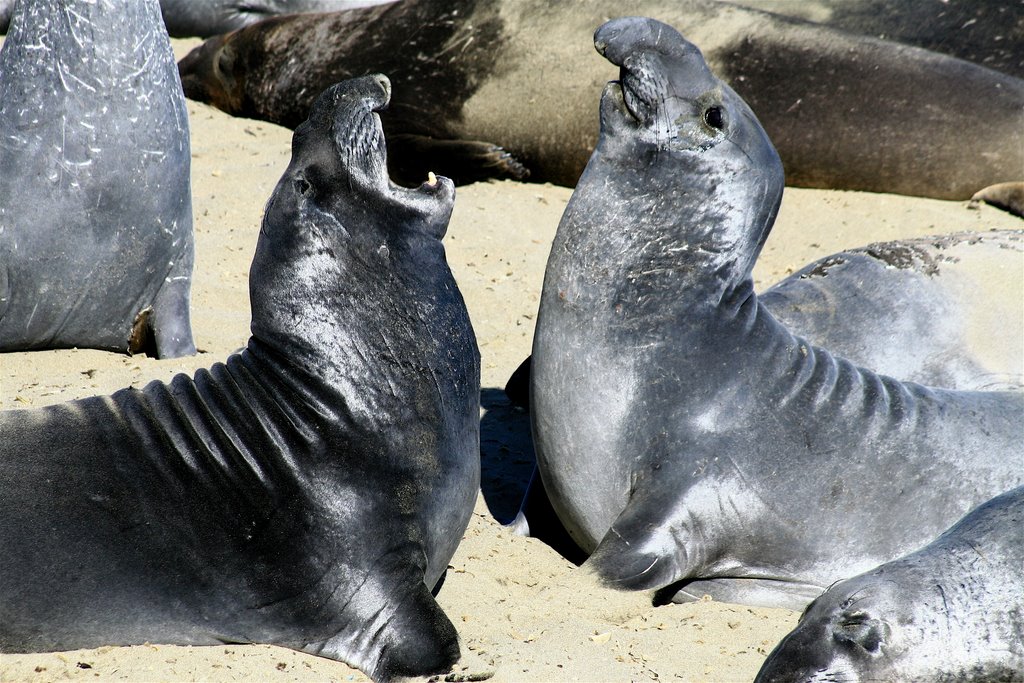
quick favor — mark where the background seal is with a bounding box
[176,0,1024,200]
[0,0,196,358]
[755,486,1024,682]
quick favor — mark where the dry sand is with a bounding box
[1,37,1022,683]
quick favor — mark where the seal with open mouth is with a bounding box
[0,74,480,683]
[755,486,1024,682]
[530,16,1024,610]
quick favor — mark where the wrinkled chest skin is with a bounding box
[756,487,1024,683]
[0,76,480,683]
[0,0,195,358]
[531,17,1024,612]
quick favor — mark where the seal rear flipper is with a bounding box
[386,133,529,186]
[145,261,196,359]
[503,355,531,408]
[971,181,1024,219]
[300,579,460,682]
[664,577,826,611]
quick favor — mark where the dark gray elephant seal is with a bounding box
[0,0,195,358]
[0,74,480,683]
[531,17,1024,610]
[756,486,1024,682]
[158,0,395,38]
[177,0,1024,199]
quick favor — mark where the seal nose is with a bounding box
[371,73,392,110]
[594,16,693,67]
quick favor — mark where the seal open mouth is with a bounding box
[331,74,450,203]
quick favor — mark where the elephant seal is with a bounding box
[530,17,1024,610]
[506,230,1023,539]
[755,486,1024,682]
[0,74,481,683]
[972,181,1024,219]
[0,0,195,358]
[177,0,1024,199]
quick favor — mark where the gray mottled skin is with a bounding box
[756,487,1024,682]
[0,75,480,683]
[0,0,195,358]
[0,0,395,37]
[729,0,1023,80]
[762,230,1024,392]
[530,17,1024,610]
[176,0,1024,200]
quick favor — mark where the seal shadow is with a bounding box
[478,387,587,566]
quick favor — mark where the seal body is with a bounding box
[0,0,195,358]
[177,0,1024,199]
[732,0,1023,80]
[755,486,1024,682]
[0,75,480,683]
[761,230,1024,392]
[531,17,1024,610]
[158,0,395,37]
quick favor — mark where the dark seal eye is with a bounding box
[294,176,311,196]
[704,105,725,131]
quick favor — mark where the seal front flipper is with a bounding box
[585,494,824,609]
[386,133,529,186]
[298,574,460,682]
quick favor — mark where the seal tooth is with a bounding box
[427,171,437,186]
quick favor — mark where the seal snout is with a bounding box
[594,16,695,67]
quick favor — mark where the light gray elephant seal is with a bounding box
[0,74,481,683]
[530,17,1024,610]
[756,486,1024,682]
[506,229,1023,541]
[177,0,1024,199]
[0,0,195,358]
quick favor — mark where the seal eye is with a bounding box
[703,106,725,131]
[294,176,312,196]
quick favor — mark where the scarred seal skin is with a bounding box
[0,74,480,683]
[175,0,1024,200]
[0,0,195,358]
[530,17,1024,610]
[755,486,1024,683]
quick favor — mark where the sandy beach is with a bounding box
[0,36,1022,683]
